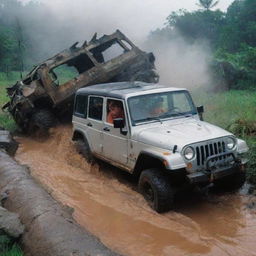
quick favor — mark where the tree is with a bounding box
[219,0,256,52]
[197,0,219,10]
[166,9,225,48]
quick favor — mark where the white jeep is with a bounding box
[72,82,249,212]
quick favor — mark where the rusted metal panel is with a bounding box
[3,30,159,132]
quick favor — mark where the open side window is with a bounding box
[49,53,95,86]
[106,99,125,124]
[90,39,129,63]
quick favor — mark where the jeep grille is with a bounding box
[195,141,226,166]
[185,138,236,171]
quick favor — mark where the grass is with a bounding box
[192,90,256,129]
[0,244,23,256]
[0,233,23,256]
[0,72,21,131]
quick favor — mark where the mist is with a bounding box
[14,0,223,89]
[144,31,213,89]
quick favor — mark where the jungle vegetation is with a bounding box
[150,0,256,90]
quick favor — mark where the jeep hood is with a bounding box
[133,119,232,151]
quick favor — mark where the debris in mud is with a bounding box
[2,30,159,132]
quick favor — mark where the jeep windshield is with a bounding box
[128,90,197,125]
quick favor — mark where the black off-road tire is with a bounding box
[139,168,174,213]
[75,139,94,163]
[30,109,56,132]
[214,171,246,191]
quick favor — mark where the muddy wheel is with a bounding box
[139,169,174,213]
[30,109,56,132]
[214,171,246,191]
[75,139,93,163]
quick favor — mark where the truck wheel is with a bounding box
[30,109,56,131]
[75,139,93,163]
[139,169,174,213]
[214,171,246,191]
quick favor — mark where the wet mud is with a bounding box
[15,125,256,256]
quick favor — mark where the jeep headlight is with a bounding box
[184,146,195,160]
[226,137,236,150]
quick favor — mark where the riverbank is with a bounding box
[0,150,121,256]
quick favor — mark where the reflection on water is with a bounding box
[16,125,256,256]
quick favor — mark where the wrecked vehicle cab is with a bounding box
[3,30,158,132]
[72,81,249,213]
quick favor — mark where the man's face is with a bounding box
[109,105,123,118]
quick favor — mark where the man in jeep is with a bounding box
[107,100,125,124]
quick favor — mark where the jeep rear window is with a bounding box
[74,95,88,118]
[88,96,103,121]
[128,91,197,125]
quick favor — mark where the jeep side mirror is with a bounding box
[197,105,204,121]
[113,118,125,129]
[113,118,127,135]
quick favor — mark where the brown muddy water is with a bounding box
[15,125,256,256]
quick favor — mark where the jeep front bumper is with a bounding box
[186,154,247,184]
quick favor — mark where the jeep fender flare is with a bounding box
[72,129,92,151]
[133,149,186,177]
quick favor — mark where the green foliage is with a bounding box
[0,243,23,256]
[166,9,225,47]
[0,0,52,72]
[227,119,256,137]
[220,0,256,52]
[0,25,20,71]
[246,138,256,184]
[0,233,23,256]
[0,72,19,130]
[196,0,219,10]
[215,44,256,89]
[0,234,12,251]
[164,0,255,53]
[152,0,256,90]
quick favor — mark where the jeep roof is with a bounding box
[76,81,185,99]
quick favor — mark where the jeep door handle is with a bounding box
[103,127,110,132]
[87,122,92,127]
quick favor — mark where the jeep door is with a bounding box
[86,96,104,154]
[102,98,128,165]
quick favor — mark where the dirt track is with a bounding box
[15,125,256,256]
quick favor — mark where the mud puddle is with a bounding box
[15,125,256,256]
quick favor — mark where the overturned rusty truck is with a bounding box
[3,30,159,131]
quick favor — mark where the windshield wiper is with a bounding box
[158,111,183,119]
[137,117,163,124]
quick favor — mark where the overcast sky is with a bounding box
[21,0,234,42]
